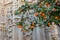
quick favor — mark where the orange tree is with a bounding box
[15,0,60,30]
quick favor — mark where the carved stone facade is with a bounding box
[0,0,59,40]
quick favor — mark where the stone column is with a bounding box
[32,27,36,40]
[18,28,23,40]
[32,25,46,40]
[32,24,41,40]
[44,27,52,40]
[40,27,46,40]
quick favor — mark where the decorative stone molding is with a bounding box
[50,22,58,40]
[23,30,32,40]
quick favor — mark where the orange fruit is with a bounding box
[45,2,50,7]
[39,3,42,7]
[39,12,45,17]
[34,12,38,16]
[30,26,34,28]
[39,12,43,14]
[47,22,51,26]
[52,8,56,11]
[40,13,45,17]
[43,16,47,20]
[18,25,23,28]
[47,4,50,7]
[55,0,58,3]
[55,16,58,19]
